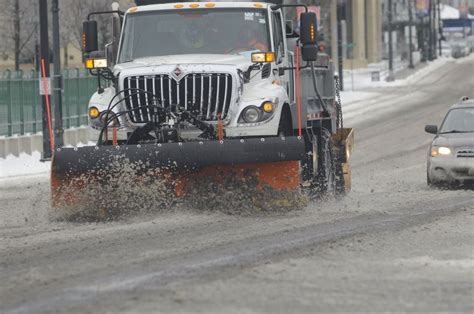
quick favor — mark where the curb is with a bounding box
[0,127,94,159]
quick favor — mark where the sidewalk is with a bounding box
[340,56,453,106]
[341,57,409,92]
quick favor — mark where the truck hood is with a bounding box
[114,54,253,72]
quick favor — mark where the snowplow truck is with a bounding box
[51,0,354,218]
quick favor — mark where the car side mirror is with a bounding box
[299,12,318,62]
[425,125,438,134]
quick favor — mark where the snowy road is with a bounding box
[1,56,473,313]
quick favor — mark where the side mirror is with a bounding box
[299,12,318,62]
[82,20,98,54]
[285,20,294,36]
[425,125,438,134]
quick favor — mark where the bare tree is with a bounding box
[0,0,37,70]
[0,0,134,69]
[61,0,133,51]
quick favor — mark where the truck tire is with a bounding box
[302,128,337,198]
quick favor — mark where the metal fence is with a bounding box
[0,69,97,137]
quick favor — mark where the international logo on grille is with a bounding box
[171,66,184,81]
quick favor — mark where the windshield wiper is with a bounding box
[440,130,473,134]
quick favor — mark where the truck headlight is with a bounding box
[88,106,100,119]
[242,106,261,123]
[262,102,274,113]
[431,146,452,157]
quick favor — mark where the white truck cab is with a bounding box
[88,1,296,138]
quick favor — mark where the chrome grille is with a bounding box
[123,73,233,123]
[457,149,474,158]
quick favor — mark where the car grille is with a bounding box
[123,73,233,123]
[457,149,474,158]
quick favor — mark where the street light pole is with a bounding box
[39,0,52,160]
[432,0,438,59]
[428,0,434,60]
[420,15,427,62]
[438,0,442,56]
[387,0,395,81]
[408,0,414,69]
[52,0,64,148]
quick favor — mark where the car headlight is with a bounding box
[431,146,452,157]
[242,106,262,123]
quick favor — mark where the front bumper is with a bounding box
[428,156,474,183]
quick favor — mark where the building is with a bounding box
[341,0,383,67]
[285,0,383,69]
[381,0,417,63]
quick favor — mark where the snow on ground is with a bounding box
[0,151,50,179]
[340,90,380,107]
[339,56,455,120]
[342,56,452,91]
[0,141,96,179]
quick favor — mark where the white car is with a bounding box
[425,98,474,187]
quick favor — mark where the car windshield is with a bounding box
[119,9,270,62]
[440,108,474,133]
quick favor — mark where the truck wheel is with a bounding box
[317,128,337,196]
[303,128,337,198]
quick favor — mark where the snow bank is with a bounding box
[0,151,50,179]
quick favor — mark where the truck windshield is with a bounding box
[119,9,270,62]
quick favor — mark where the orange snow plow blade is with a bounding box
[175,161,301,197]
[50,137,306,220]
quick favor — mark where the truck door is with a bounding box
[271,10,289,93]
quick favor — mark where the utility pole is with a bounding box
[52,0,64,147]
[432,0,438,59]
[14,0,20,71]
[39,0,52,160]
[337,0,345,91]
[438,0,442,56]
[420,16,426,62]
[428,0,434,60]
[387,0,395,81]
[408,0,414,69]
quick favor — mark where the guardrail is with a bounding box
[0,69,97,137]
